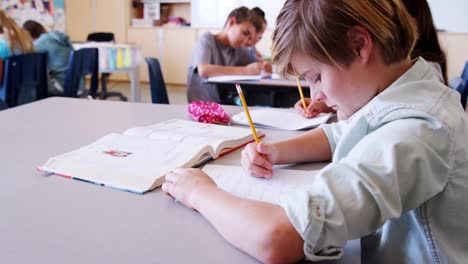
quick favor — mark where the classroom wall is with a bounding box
[254,31,468,82]
[428,0,468,33]
[438,32,468,81]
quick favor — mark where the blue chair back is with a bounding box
[0,52,48,108]
[449,76,467,109]
[63,48,99,97]
[145,57,169,104]
[454,62,468,109]
[461,61,468,82]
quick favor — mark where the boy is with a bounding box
[164,1,468,263]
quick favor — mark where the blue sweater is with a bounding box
[34,31,73,94]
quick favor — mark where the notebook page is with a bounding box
[203,164,317,205]
[232,109,332,131]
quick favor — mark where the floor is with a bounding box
[104,81,188,105]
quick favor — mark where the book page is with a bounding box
[40,133,210,193]
[203,164,317,205]
[124,119,257,157]
[232,109,332,131]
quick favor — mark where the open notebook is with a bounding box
[232,108,333,131]
[39,119,263,194]
[203,164,318,205]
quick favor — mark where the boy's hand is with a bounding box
[245,62,264,75]
[241,142,277,179]
[162,168,216,210]
[261,61,272,74]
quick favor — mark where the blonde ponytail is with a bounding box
[0,9,34,54]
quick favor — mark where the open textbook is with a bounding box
[232,108,333,131]
[39,119,264,194]
[203,164,318,205]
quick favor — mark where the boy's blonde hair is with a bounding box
[272,0,418,77]
[0,9,34,54]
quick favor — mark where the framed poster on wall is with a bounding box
[0,0,65,31]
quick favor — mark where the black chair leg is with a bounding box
[100,74,108,100]
[98,73,127,101]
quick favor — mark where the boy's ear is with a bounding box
[347,26,373,64]
[227,17,237,27]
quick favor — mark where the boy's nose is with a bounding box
[309,88,324,102]
[244,37,253,46]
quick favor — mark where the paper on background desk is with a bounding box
[203,164,317,205]
[231,108,333,131]
[207,73,282,82]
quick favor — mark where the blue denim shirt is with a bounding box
[279,58,468,263]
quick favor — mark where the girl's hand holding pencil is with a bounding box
[236,83,274,178]
[240,142,277,179]
[294,98,333,118]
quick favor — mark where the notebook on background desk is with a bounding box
[38,119,264,194]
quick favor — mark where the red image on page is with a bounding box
[103,150,132,158]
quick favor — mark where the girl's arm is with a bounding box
[273,127,332,164]
[162,168,305,264]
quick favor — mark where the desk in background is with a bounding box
[208,77,310,107]
[73,42,143,102]
[0,98,360,264]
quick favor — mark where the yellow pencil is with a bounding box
[296,76,308,116]
[235,83,261,144]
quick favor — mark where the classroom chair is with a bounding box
[460,62,468,109]
[0,52,48,108]
[86,32,127,101]
[449,76,467,109]
[449,62,468,109]
[0,99,7,110]
[63,48,99,97]
[145,57,169,104]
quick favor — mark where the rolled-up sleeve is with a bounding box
[280,117,451,261]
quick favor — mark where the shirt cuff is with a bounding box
[279,189,343,261]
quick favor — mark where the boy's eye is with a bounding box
[303,74,320,84]
[315,75,321,83]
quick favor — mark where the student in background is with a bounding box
[163,0,468,263]
[187,6,272,103]
[296,0,447,118]
[23,20,74,95]
[402,0,447,84]
[248,7,267,62]
[0,9,34,85]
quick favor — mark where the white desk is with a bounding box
[0,98,360,263]
[73,42,143,102]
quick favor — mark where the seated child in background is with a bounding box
[187,6,271,104]
[163,0,468,263]
[248,7,267,62]
[402,0,447,84]
[296,0,448,119]
[23,20,74,95]
[0,9,34,85]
